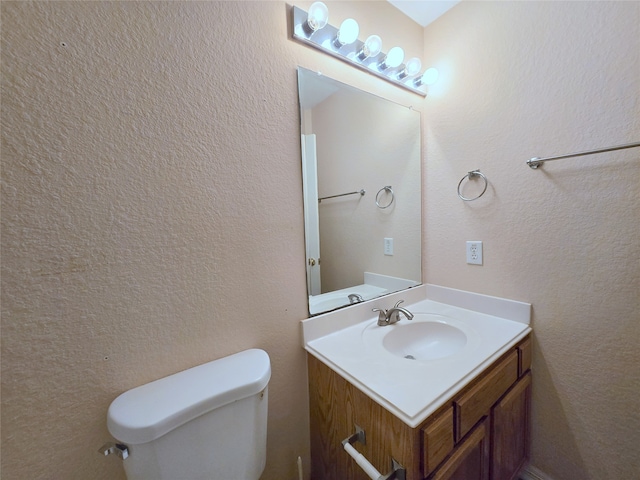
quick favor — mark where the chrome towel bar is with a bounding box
[527,141,640,169]
[318,189,365,203]
[342,425,406,480]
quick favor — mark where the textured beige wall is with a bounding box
[0,1,422,479]
[6,1,637,480]
[423,2,640,479]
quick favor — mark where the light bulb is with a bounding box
[334,18,359,47]
[415,67,439,86]
[398,57,421,79]
[379,46,404,70]
[306,2,328,33]
[357,35,382,60]
[405,58,422,76]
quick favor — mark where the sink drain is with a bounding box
[404,355,416,360]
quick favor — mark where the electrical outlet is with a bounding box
[466,241,483,265]
[384,238,394,256]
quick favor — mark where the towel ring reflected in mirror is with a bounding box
[376,186,395,209]
[457,170,488,201]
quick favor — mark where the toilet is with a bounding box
[105,348,271,480]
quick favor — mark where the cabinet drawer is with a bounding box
[454,350,518,440]
[422,407,454,476]
[518,337,532,376]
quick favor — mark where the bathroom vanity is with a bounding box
[302,285,532,480]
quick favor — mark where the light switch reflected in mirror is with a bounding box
[298,67,422,315]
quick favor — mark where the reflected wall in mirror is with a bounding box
[298,67,422,315]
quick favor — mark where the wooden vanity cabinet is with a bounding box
[308,334,531,480]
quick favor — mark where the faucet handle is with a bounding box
[372,307,388,324]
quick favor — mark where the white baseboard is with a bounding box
[519,464,554,480]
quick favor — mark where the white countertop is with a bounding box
[301,284,532,428]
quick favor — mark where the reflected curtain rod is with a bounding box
[527,141,640,169]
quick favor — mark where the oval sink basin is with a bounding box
[382,321,467,361]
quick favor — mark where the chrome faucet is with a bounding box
[372,300,414,326]
[348,293,364,304]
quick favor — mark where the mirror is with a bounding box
[298,67,422,315]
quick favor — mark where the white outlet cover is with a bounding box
[466,241,483,265]
[384,237,394,256]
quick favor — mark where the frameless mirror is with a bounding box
[298,67,422,315]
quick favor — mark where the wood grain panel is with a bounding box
[491,372,531,480]
[422,407,454,476]
[307,354,422,480]
[308,354,343,480]
[454,350,518,441]
[518,337,532,376]
[427,419,490,480]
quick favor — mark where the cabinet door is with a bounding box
[427,419,489,480]
[491,372,531,480]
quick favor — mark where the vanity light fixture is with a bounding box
[291,3,435,96]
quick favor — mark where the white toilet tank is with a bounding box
[107,348,270,480]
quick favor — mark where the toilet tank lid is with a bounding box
[107,348,271,445]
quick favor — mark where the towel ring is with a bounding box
[375,186,394,209]
[457,170,488,201]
